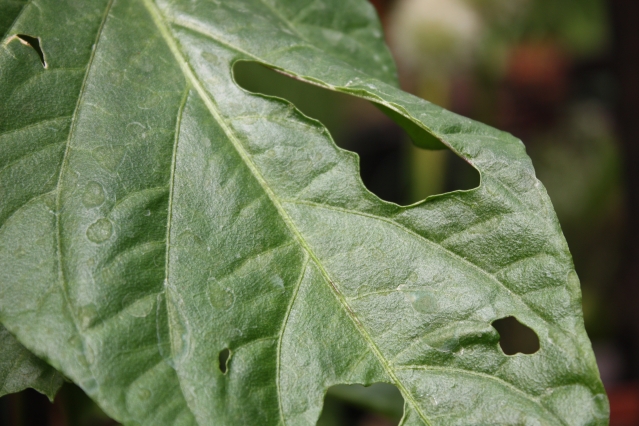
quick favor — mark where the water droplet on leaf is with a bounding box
[86,218,113,243]
[202,51,219,65]
[92,145,126,171]
[407,291,438,314]
[82,181,105,208]
[127,296,155,318]
[207,280,234,310]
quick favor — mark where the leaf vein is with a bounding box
[0,115,71,139]
[141,2,433,424]
[52,0,115,402]
[276,256,309,426]
[396,365,568,425]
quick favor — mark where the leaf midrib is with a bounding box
[141,0,433,424]
[50,0,115,401]
[154,9,553,233]
[286,199,547,324]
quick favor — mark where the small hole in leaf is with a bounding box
[232,61,479,206]
[492,316,540,355]
[16,34,46,67]
[317,383,404,426]
[218,348,230,374]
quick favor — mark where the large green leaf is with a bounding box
[0,0,607,424]
[0,324,64,400]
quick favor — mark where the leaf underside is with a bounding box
[0,0,607,425]
[0,324,64,400]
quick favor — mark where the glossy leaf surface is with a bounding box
[0,0,607,424]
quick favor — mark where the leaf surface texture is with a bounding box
[0,324,64,400]
[0,0,607,424]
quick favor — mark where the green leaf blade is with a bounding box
[0,0,607,425]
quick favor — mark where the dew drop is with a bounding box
[143,209,151,216]
[177,231,204,248]
[82,181,105,208]
[92,145,126,172]
[407,291,438,314]
[86,218,113,243]
[201,51,219,65]
[127,296,155,318]
[207,279,234,310]
[408,272,418,283]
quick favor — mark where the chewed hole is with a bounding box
[233,61,479,206]
[317,383,404,425]
[218,348,231,374]
[492,316,540,355]
[16,34,46,67]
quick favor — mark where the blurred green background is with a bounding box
[2,0,639,424]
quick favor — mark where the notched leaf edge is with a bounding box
[231,60,482,209]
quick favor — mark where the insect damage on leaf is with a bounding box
[218,348,230,374]
[492,316,541,356]
[9,34,47,67]
[232,60,482,206]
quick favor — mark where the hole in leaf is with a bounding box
[233,61,479,206]
[492,316,540,355]
[218,348,230,374]
[16,34,46,68]
[316,383,404,426]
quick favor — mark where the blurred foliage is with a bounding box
[317,384,404,426]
